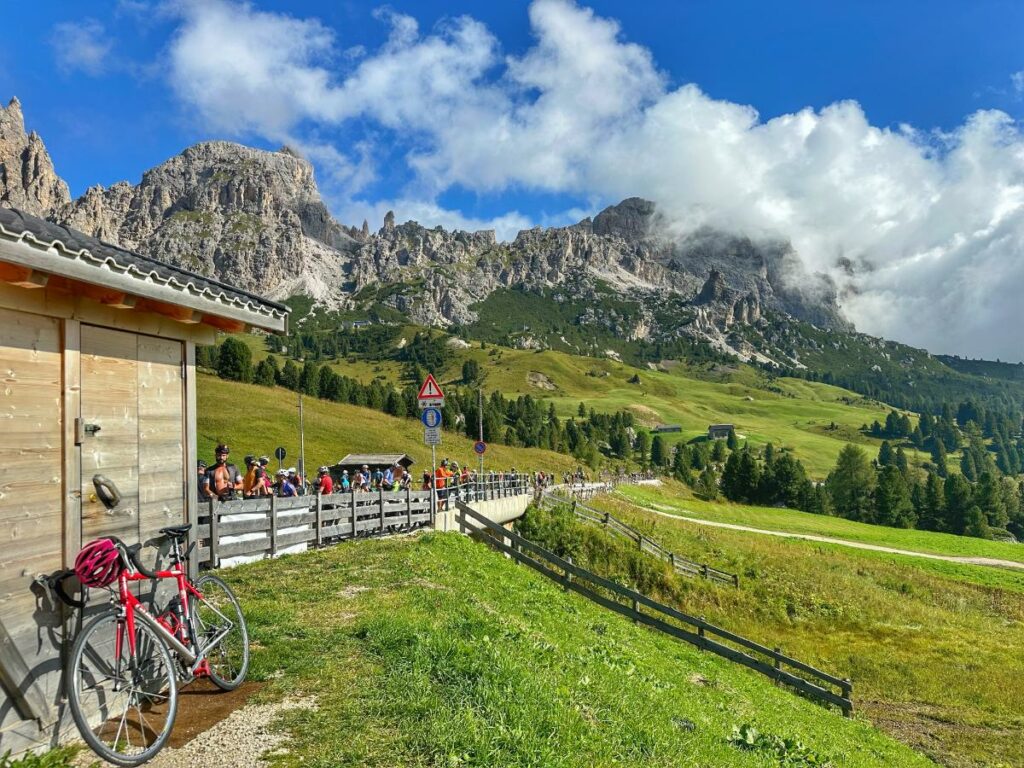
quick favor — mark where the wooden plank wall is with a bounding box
[80,326,140,542]
[0,307,64,738]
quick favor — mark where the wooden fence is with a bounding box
[541,492,739,587]
[455,501,853,716]
[196,477,535,568]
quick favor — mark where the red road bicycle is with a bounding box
[51,523,249,766]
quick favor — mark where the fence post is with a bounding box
[208,498,218,569]
[269,494,278,558]
[603,511,610,527]
[406,487,412,528]
[350,490,357,538]
[378,487,385,533]
[670,552,676,571]
[315,493,323,549]
[565,556,573,590]
[701,564,709,580]
[697,616,706,648]
[841,680,853,717]
[773,647,782,683]
[632,598,640,624]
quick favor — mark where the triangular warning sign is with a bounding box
[417,373,445,400]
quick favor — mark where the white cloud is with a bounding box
[52,19,112,76]
[1012,71,1024,95]
[166,0,1024,360]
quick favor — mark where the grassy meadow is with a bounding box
[228,330,903,478]
[616,482,1024,565]
[196,373,578,475]
[222,532,929,767]
[571,491,1024,768]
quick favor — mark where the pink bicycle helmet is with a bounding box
[74,538,123,588]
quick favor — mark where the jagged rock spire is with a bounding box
[0,95,70,217]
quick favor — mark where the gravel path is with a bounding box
[74,696,315,768]
[642,507,1024,572]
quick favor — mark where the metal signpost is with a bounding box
[274,446,286,473]
[418,375,446,524]
[477,388,485,487]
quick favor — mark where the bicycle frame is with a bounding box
[115,560,232,678]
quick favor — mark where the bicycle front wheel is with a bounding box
[193,574,250,690]
[68,609,178,766]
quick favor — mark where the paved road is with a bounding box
[641,507,1024,572]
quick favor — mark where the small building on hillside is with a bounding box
[652,424,682,434]
[0,208,287,755]
[333,453,416,475]
[707,423,734,440]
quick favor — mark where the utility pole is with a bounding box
[298,392,306,493]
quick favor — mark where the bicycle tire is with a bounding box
[68,609,178,766]
[193,574,250,691]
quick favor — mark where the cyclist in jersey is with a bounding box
[317,466,334,494]
[209,445,243,500]
[276,469,296,497]
[197,460,211,501]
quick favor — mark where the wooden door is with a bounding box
[79,327,185,544]
[0,307,63,741]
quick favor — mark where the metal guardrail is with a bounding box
[540,492,739,587]
[455,500,853,716]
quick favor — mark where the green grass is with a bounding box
[553,494,1024,768]
[221,532,929,767]
[616,482,1024,564]
[197,373,577,475]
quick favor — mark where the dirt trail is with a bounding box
[641,507,1024,572]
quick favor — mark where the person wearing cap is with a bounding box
[258,457,272,494]
[360,465,371,492]
[382,463,396,491]
[242,455,259,498]
[197,460,212,501]
[340,469,351,492]
[277,469,296,497]
[317,466,334,495]
[434,458,453,507]
[209,444,242,501]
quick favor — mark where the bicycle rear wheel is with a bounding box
[193,574,250,690]
[68,609,178,766]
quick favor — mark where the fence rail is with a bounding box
[541,492,739,587]
[455,500,853,716]
[196,476,537,568]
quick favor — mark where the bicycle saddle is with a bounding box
[159,523,192,539]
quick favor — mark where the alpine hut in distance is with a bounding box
[0,208,287,755]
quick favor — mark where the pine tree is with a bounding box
[878,440,895,467]
[672,446,694,485]
[919,471,946,531]
[710,438,727,463]
[931,437,948,478]
[726,427,739,451]
[960,451,978,482]
[975,472,1009,529]
[826,444,876,523]
[216,337,253,383]
[963,505,991,539]
[943,474,974,535]
[874,466,916,528]
[695,466,719,500]
[636,431,651,465]
[895,446,909,476]
[279,359,300,390]
[253,357,277,387]
[650,435,667,468]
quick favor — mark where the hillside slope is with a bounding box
[578,490,1024,767]
[196,373,577,474]
[222,532,930,767]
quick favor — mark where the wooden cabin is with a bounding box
[0,208,287,755]
[707,423,734,440]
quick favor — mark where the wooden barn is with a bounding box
[0,208,287,754]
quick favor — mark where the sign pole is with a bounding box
[431,443,437,529]
[298,392,306,492]
[478,388,484,487]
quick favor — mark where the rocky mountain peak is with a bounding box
[592,197,660,240]
[695,269,729,304]
[0,97,70,217]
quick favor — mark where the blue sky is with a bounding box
[5,1,1024,358]
[7,1,1024,214]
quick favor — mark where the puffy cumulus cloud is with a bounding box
[166,0,1024,359]
[52,19,113,76]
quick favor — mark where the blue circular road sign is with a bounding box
[474,440,487,455]
[421,407,442,428]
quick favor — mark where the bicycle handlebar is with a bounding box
[105,536,159,579]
